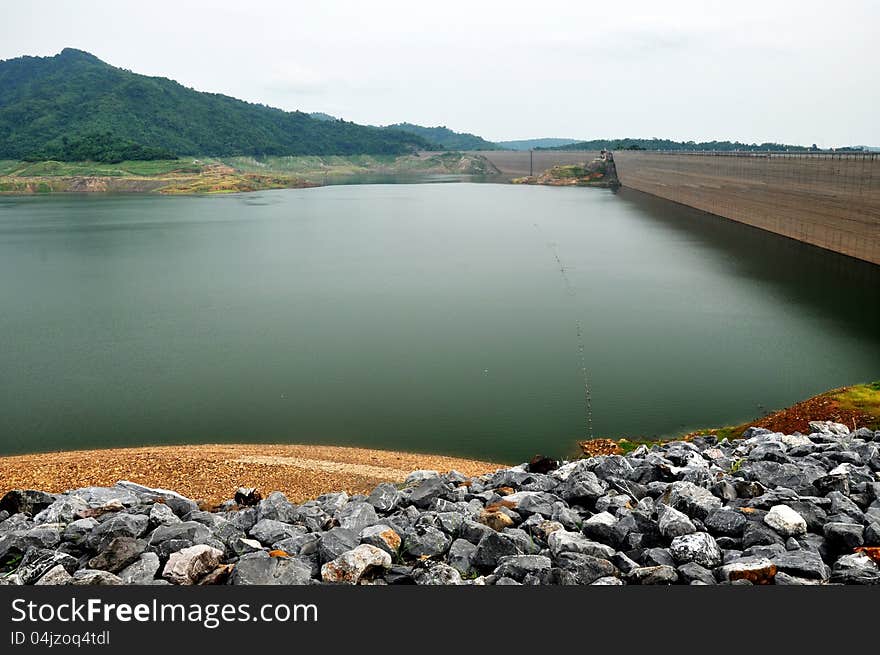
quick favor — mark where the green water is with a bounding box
[0,183,878,461]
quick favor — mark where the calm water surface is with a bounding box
[1,183,878,461]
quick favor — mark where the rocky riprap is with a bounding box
[2,420,879,586]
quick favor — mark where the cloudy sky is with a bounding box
[2,0,877,146]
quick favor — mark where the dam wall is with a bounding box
[475,149,880,265]
[613,151,880,265]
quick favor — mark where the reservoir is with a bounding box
[1,183,878,462]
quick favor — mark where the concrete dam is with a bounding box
[477,149,880,266]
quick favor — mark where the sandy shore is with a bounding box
[0,444,504,505]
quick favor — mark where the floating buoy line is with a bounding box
[538,226,594,440]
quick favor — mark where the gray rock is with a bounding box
[472,531,522,570]
[118,552,161,584]
[830,552,880,585]
[149,503,181,527]
[14,549,78,584]
[629,565,679,585]
[402,525,450,558]
[0,490,55,517]
[317,528,359,563]
[412,561,463,585]
[71,570,124,585]
[658,504,696,538]
[115,481,197,517]
[359,524,401,555]
[88,537,147,573]
[34,496,89,525]
[408,477,448,509]
[85,513,149,550]
[559,465,605,503]
[582,511,617,543]
[230,551,314,585]
[256,492,298,523]
[548,530,615,559]
[273,533,321,556]
[662,481,722,520]
[336,502,379,532]
[447,538,477,575]
[824,522,865,551]
[556,552,618,585]
[501,491,557,518]
[494,555,552,583]
[147,521,211,546]
[704,509,748,536]
[772,550,830,581]
[677,562,716,585]
[249,519,306,546]
[367,483,402,512]
[742,521,785,549]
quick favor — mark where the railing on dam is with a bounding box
[613,150,880,265]
[470,148,880,265]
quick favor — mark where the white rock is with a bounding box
[584,511,617,529]
[809,421,850,436]
[548,530,615,559]
[163,545,224,585]
[321,544,391,584]
[591,576,624,585]
[34,565,73,585]
[764,505,807,537]
[780,433,813,448]
[404,470,439,484]
[670,532,723,568]
[550,461,580,481]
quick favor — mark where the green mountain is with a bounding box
[496,138,581,151]
[0,48,435,161]
[543,137,810,152]
[382,123,500,150]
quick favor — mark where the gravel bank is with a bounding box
[0,444,502,505]
[1,421,879,586]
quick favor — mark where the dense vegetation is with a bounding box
[0,49,435,159]
[382,123,500,150]
[541,138,813,152]
[22,132,176,163]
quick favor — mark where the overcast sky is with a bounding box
[1,0,877,146]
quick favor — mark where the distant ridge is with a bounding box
[495,138,581,151]
[381,123,500,151]
[0,49,435,159]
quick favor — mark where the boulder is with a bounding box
[162,544,225,585]
[764,505,808,537]
[321,544,391,584]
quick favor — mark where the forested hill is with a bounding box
[0,49,435,160]
[382,123,500,150]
